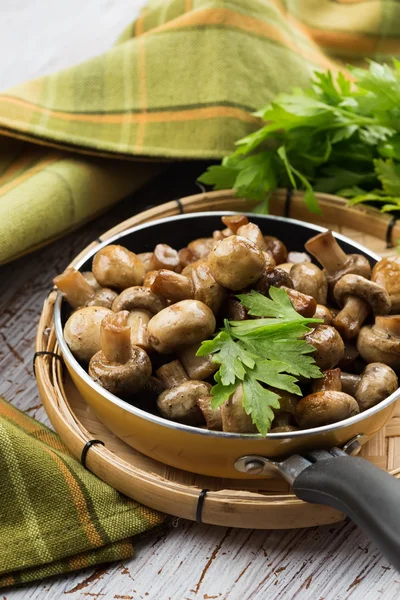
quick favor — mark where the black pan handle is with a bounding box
[293,455,400,570]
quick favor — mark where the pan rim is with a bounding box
[54,211,400,441]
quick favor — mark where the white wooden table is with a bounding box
[1,2,400,598]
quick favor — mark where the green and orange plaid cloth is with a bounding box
[2,0,400,586]
[0,397,165,587]
[1,0,400,264]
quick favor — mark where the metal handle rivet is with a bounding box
[244,460,265,475]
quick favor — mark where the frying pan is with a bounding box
[54,212,400,570]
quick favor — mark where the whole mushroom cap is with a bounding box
[255,267,293,295]
[89,345,152,396]
[208,235,265,291]
[64,306,113,362]
[357,319,400,370]
[372,256,400,312]
[296,391,359,429]
[290,263,327,305]
[112,286,166,314]
[157,380,210,425]
[86,288,118,309]
[263,236,288,265]
[305,325,345,370]
[92,245,145,290]
[334,274,391,315]
[355,363,398,411]
[147,299,216,353]
[182,259,226,313]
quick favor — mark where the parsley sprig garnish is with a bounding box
[197,288,322,436]
[198,60,400,214]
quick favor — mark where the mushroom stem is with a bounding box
[100,311,132,364]
[156,360,189,388]
[53,268,94,309]
[305,231,348,274]
[340,373,360,396]
[127,309,151,351]
[151,270,194,302]
[374,315,400,338]
[312,368,342,392]
[333,296,370,340]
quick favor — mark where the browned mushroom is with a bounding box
[151,270,194,303]
[221,214,249,233]
[208,235,265,291]
[264,236,288,265]
[236,223,267,251]
[187,238,216,260]
[221,384,257,433]
[276,262,294,274]
[296,390,359,429]
[290,263,328,305]
[305,230,371,290]
[197,396,222,430]
[64,306,113,362]
[222,296,248,321]
[88,311,152,396]
[357,315,400,369]
[82,271,101,291]
[92,245,145,290]
[156,360,210,425]
[178,342,218,380]
[148,299,216,353]
[287,251,312,264]
[54,268,95,309]
[151,260,226,313]
[111,286,167,351]
[270,424,299,433]
[112,286,166,314]
[305,325,345,370]
[178,247,196,269]
[371,256,400,313]
[143,270,159,289]
[337,342,360,372]
[312,368,342,392]
[270,412,298,433]
[255,267,293,295]
[340,363,398,411]
[137,252,154,273]
[281,287,317,318]
[313,304,333,325]
[54,268,117,310]
[333,274,391,340]
[184,260,227,313]
[147,243,180,272]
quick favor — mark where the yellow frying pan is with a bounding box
[54,212,400,570]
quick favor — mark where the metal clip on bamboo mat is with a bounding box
[35,190,400,529]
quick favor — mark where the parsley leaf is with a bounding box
[197,288,322,435]
[197,323,255,385]
[198,59,400,216]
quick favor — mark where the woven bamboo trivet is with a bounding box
[35,190,400,529]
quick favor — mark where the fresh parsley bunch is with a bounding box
[197,287,322,436]
[199,60,400,214]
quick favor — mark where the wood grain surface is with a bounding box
[1,2,400,598]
